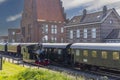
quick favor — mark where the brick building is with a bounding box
[21,0,66,43]
[0,36,8,43]
[65,6,120,43]
[8,28,21,43]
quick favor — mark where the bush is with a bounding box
[15,69,70,80]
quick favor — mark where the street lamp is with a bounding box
[0,55,2,70]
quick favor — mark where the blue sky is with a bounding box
[0,0,23,36]
[0,0,120,36]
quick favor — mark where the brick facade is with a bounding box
[21,0,66,43]
[0,36,8,43]
[8,28,21,43]
[65,7,120,43]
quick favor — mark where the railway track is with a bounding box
[0,53,120,80]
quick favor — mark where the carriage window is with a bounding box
[102,51,107,59]
[83,50,88,57]
[76,50,80,56]
[113,52,119,60]
[58,49,62,55]
[71,49,75,54]
[23,48,26,52]
[54,49,58,53]
[92,51,97,57]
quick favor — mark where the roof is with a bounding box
[66,8,120,26]
[8,28,21,33]
[105,29,120,39]
[42,43,70,48]
[35,0,66,22]
[71,43,120,51]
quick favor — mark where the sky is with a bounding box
[0,0,120,36]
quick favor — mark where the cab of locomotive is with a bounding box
[22,43,49,65]
[42,43,73,66]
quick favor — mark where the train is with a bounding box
[0,43,120,71]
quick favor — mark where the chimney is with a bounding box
[102,6,107,18]
[80,9,87,22]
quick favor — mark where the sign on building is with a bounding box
[0,55,2,70]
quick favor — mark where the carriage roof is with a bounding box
[71,43,120,51]
[42,43,70,48]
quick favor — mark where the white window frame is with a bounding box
[70,30,73,39]
[92,28,96,38]
[51,37,54,42]
[12,32,15,35]
[51,25,54,34]
[84,28,87,38]
[61,38,64,43]
[54,25,57,34]
[76,29,80,38]
[45,24,48,33]
[61,27,64,33]
[54,37,57,42]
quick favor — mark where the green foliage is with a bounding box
[15,69,70,80]
[0,62,83,80]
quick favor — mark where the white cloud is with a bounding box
[62,0,120,14]
[0,0,7,4]
[62,0,93,10]
[6,12,22,22]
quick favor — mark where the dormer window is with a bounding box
[72,19,76,22]
[110,20,113,24]
[12,32,15,35]
[97,15,100,18]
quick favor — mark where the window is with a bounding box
[51,37,57,42]
[54,25,57,34]
[92,28,96,38]
[84,28,87,38]
[22,27,25,37]
[51,37,54,42]
[58,49,62,55]
[76,29,80,38]
[92,51,97,57]
[42,35,48,42]
[54,37,57,42]
[97,15,100,18]
[42,24,48,34]
[110,20,113,24]
[51,25,57,34]
[51,25,54,34]
[70,30,73,39]
[76,50,80,56]
[61,27,64,33]
[28,24,32,35]
[83,50,88,57]
[72,19,76,22]
[102,51,107,59]
[61,38,64,43]
[113,52,119,60]
[45,25,48,33]
[12,39,15,42]
[12,32,15,35]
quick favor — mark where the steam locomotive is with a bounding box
[0,43,120,71]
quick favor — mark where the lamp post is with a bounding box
[0,55,2,70]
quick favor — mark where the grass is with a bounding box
[0,61,84,80]
[0,61,25,80]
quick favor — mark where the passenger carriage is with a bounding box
[0,43,6,53]
[71,43,120,70]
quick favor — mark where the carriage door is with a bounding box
[74,49,81,66]
[71,49,74,66]
[112,51,120,69]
